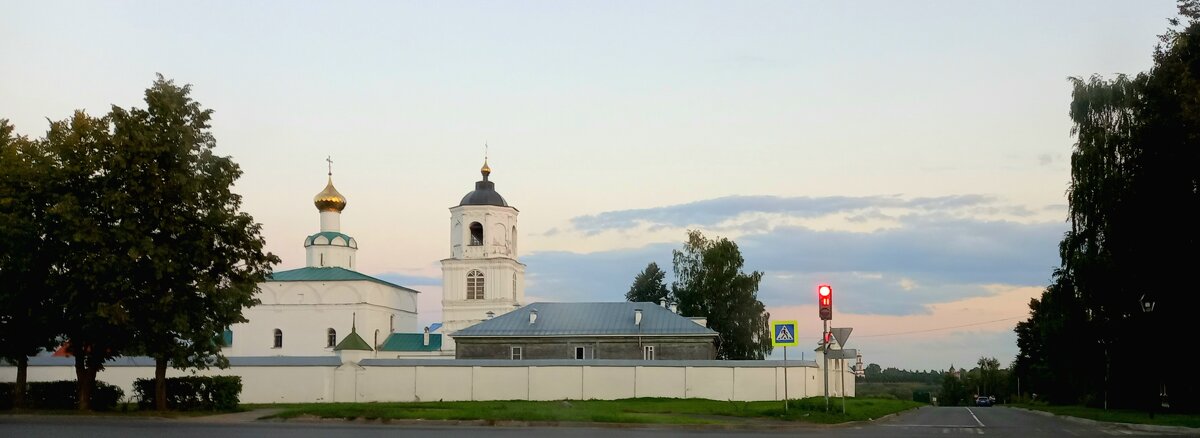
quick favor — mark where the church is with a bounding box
[224,157,716,360]
[224,159,529,357]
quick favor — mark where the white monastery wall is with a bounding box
[2,359,853,403]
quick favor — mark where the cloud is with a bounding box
[1038,154,1053,166]
[569,194,997,233]
[526,214,1065,316]
[763,285,1039,369]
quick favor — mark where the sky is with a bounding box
[1,1,1179,370]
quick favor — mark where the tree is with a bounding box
[625,262,669,304]
[15,76,278,411]
[40,110,139,410]
[0,120,62,408]
[1015,3,1200,411]
[109,76,278,410]
[940,366,968,406]
[672,230,771,360]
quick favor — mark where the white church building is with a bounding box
[223,166,439,357]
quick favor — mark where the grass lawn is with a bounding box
[1011,403,1200,429]
[252,397,923,425]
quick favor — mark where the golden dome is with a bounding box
[314,176,347,212]
[481,159,492,179]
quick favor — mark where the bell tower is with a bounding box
[440,158,525,344]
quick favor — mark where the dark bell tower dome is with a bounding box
[459,159,508,207]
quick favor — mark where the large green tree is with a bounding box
[109,76,278,410]
[0,120,62,408]
[625,262,669,304]
[672,230,771,360]
[40,110,138,410]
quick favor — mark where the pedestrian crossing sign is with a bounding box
[771,320,799,347]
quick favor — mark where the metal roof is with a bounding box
[452,302,719,337]
[460,180,508,206]
[26,356,342,367]
[378,332,442,352]
[333,329,373,351]
[359,359,817,368]
[268,266,418,293]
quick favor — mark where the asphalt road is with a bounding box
[0,406,1195,437]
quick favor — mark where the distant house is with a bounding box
[452,302,718,360]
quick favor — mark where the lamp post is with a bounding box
[1139,294,1160,418]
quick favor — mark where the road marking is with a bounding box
[966,407,985,427]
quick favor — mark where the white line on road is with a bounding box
[966,407,986,427]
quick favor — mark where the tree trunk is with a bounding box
[155,357,168,411]
[14,356,27,409]
[74,355,95,411]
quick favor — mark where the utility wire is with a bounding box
[855,316,1025,338]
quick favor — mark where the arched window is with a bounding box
[389,315,395,333]
[469,222,483,246]
[467,269,485,299]
[327,328,337,348]
[273,329,283,348]
[511,225,517,253]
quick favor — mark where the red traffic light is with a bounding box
[818,284,833,321]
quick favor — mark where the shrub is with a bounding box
[133,376,242,411]
[1,380,124,411]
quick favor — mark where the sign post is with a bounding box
[771,320,799,411]
[831,328,853,414]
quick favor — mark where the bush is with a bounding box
[0,380,124,411]
[133,376,242,411]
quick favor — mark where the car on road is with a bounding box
[976,396,993,407]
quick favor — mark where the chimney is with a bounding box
[422,326,430,346]
[659,299,667,308]
[634,308,643,326]
[670,303,678,314]
[486,311,495,319]
[529,309,538,324]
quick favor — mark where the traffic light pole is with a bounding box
[820,316,830,410]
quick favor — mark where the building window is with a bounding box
[467,270,485,300]
[273,329,283,348]
[575,346,585,360]
[643,345,654,360]
[389,315,395,333]
[511,346,523,360]
[320,253,324,266]
[469,222,484,246]
[327,328,336,348]
[221,328,233,347]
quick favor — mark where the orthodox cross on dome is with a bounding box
[481,143,492,181]
[326,155,333,176]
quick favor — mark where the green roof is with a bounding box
[334,329,373,351]
[305,231,357,248]
[268,267,418,293]
[378,332,442,352]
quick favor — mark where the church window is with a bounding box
[389,315,395,333]
[643,345,655,360]
[467,270,485,299]
[320,253,324,266]
[221,328,233,347]
[327,328,336,348]
[469,222,483,246]
[575,346,585,360]
[511,346,522,360]
[274,329,283,348]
